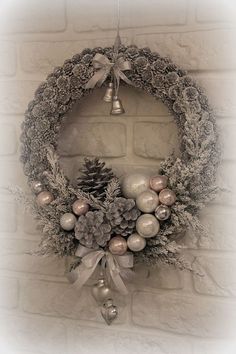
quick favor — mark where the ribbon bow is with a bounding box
[68,245,134,295]
[85,52,133,90]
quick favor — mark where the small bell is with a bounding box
[101,299,118,325]
[110,95,125,115]
[103,82,114,102]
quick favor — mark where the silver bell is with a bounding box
[110,95,125,115]
[101,299,118,325]
[103,82,114,102]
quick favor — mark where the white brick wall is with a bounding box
[0,0,236,353]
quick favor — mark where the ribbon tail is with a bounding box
[110,268,129,295]
[116,68,133,86]
[85,69,109,89]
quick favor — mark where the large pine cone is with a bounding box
[76,158,115,201]
[75,211,112,249]
[106,197,141,237]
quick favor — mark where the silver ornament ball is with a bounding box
[92,279,113,304]
[60,213,76,231]
[122,173,150,199]
[136,214,160,238]
[159,188,176,206]
[155,205,171,221]
[108,235,127,255]
[31,180,44,194]
[127,233,146,252]
[150,174,168,192]
[36,191,54,207]
[136,189,159,213]
[72,199,89,216]
[101,299,118,325]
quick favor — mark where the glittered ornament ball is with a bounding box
[72,199,89,216]
[155,205,171,221]
[136,214,160,238]
[60,213,76,231]
[122,173,150,199]
[36,191,54,206]
[136,189,159,213]
[31,180,44,194]
[127,233,146,252]
[108,235,127,255]
[150,175,168,192]
[159,188,176,206]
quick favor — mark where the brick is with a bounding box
[0,0,66,33]
[68,325,192,354]
[132,291,236,337]
[0,314,67,354]
[22,279,127,323]
[69,0,187,32]
[0,277,18,309]
[0,42,16,76]
[0,124,17,155]
[219,121,236,161]
[0,160,27,191]
[134,122,178,159]
[192,339,236,354]
[23,212,39,235]
[135,29,236,71]
[0,200,17,233]
[216,161,236,206]
[196,0,236,23]
[20,40,92,74]
[0,239,65,276]
[193,256,236,297]
[58,122,126,157]
[0,81,40,114]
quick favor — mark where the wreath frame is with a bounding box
[20,45,219,267]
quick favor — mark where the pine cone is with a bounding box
[106,197,141,237]
[76,158,115,201]
[75,211,112,248]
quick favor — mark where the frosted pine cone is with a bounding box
[106,197,141,237]
[75,211,112,249]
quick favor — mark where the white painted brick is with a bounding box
[219,121,236,161]
[22,279,127,323]
[192,339,236,354]
[0,200,17,233]
[216,161,236,207]
[68,325,192,354]
[0,239,65,276]
[0,42,16,76]
[0,277,18,309]
[193,257,236,297]
[134,122,178,159]
[69,0,187,32]
[58,123,126,157]
[0,81,40,114]
[0,124,17,155]
[0,314,67,354]
[135,29,236,71]
[0,0,66,33]
[196,0,236,23]
[132,291,236,337]
[23,212,39,235]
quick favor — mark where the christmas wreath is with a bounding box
[18,39,219,324]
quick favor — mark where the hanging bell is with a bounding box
[110,95,125,115]
[103,82,114,102]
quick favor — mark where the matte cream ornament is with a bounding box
[108,235,127,255]
[72,199,89,216]
[101,299,118,325]
[150,175,168,192]
[136,189,159,213]
[127,233,146,252]
[31,180,44,194]
[92,279,113,304]
[155,205,171,221]
[136,214,160,238]
[60,213,76,231]
[122,173,150,199]
[36,191,54,206]
[159,188,176,206]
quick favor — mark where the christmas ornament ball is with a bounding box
[122,173,150,199]
[127,233,146,252]
[31,180,44,194]
[72,199,89,216]
[155,205,171,221]
[92,279,113,304]
[136,189,159,213]
[36,191,54,206]
[60,213,76,231]
[159,188,176,206]
[108,236,127,255]
[150,175,168,192]
[136,214,160,238]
